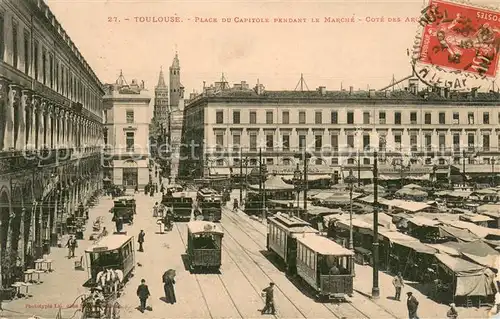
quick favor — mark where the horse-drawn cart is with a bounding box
[80,288,120,319]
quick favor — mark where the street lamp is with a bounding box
[292,163,302,216]
[261,162,268,221]
[294,150,312,217]
[344,169,357,250]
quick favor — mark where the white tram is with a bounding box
[266,213,318,274]
[296,234,354,300]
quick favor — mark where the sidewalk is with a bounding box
[354,264,488,318]
[0,196,115,319]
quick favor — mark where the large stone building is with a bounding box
[103,72,151,189]
[0,0,104,285]
[179,77,500,184]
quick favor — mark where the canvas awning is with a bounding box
[248,175,294,190]
[379,230,437,254]
[395,201,431,213]
[342,170,373,179]
[209,168,231,176]
[439,225,481,242]
[461,214,494,223]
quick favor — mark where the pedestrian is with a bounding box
[101,227,108,237]
[153,202,159,217]
[66,235,77,258]
[138,230,145,252]
[447,303,458,319]
[155,183,158,193]
[406,292,419,319]
[150,189,154,197]
[162,270,177,304]
[144,184,149,195]
[136,279,150,313]
[160,184,164,193]
[393,272,404,301]
[261,282,276,315]
[134,185,139,194]
[233,198,239,212]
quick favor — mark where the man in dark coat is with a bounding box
[138,230,145,252]
[407,291,419,319]
[261,282,275,315]
[66,235,77,258]
[162,271,177,304]
[136,279,150,313]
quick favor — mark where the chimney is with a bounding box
[472,87,478,98]
[189,92,197,100]
[349,86,354,95]
[141,80,145,89]
[203,81,206,89]
[368,89,376,98]
[439,87,446,97]
[444,88,450,99]
[318,86,326,96]
[385,90,391,98]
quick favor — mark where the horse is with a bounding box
[96,269,124,296]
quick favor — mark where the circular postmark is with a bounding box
[410,0,500,91]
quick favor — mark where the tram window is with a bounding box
[309,251,314,269]
[305,249,310,267]
[297,245,301,261]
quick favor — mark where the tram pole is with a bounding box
[372,151,380,299]
[303,150,309,219]
[239,148,243,204]
[259,148,263,220]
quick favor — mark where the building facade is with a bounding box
[0,0,104,285]
[103,72,151,189]
[153,67,168,126]
[179,79,500,182]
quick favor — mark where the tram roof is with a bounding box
[268,213,312,230]
[297,234,354,256]
[172,191,197,198]
[85,235,133,253]
[187,221,224,235]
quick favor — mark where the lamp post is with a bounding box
[462,149,466,183]
[261,162,268,221]
[344,169,357,250]
[372,151,380,299]
[293,163,302,216]
[492,158,496,187]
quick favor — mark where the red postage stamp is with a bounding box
[417,0,500,77]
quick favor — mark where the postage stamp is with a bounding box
[411,0,500,89]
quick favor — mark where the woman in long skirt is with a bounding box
[162,271,177,304]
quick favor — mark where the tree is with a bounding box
[1,248,21,287]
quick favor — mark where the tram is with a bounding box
[196,188,222,222]
[267,213,354,300]
[186,221,224,272]
[163,191,196,221]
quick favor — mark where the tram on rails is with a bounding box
[266,213,354,300]
[196,188,222,222]
[162,191,196,221]
[186,221,224,272]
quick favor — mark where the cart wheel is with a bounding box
[113,302,121,319]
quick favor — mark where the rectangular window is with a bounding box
[315,111,322,124]
[483,135,490,151]
[379,135,386,151]
[282,135,290,150]
[282,111,289,124]
[249,111,256,124]
[453,133,460,152]
[424,113,431,124]
[410,112,417,124]
[55,63,59,92]
[394,112,401,125]
[453,112,459,124]
[439,134,446,151]
[49,54,53,87]
[299,135,306,150]
[468,134,475,151]
[12,20,18,68]
[103,129,108,145]
[126,132,134,151]
[42,48,46,84]
[331,135,338,151]
[216,111,223,124]
[394,135,402,151]
[379,112,386,124]
[266,111,273,124]
[126,110,134,124]
[363,112,370,124]
[331,111,338,124]
[266,134,274,151]
[347,135,354,148]
[23,31,29,74]
[315,135,322,151]
[232,134,240,151]
[103,110,108,124]
[249,134,257,151]
[439,112,446,124]
[483,112,490,124]
[347,112,354,124]
[363,134,370,149]
[216,134,224,151]
[468,112,474,124]
[299,111,306,124]
[232,111,240,124]
[425,134,432,152]
[33,41,38,80]
[410,135,417,151]
[0,14,4,61]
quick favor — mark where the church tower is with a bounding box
[154,67,169,125]
[169,52,184,111]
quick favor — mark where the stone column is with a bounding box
[30,96,39,149]
[46,105,52,149]
[15,89,27,151]
[53,107,59,148]
[38,101,46,149]
[0,79,9,151]
[18,206,26,267]
[67,112,72,147]
[4,84,16,150]
[22,90,32,150]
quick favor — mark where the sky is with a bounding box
[45,0,499,96]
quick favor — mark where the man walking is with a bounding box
[447,303,458,319]
[261,282,276,315]
[136,279,150,313]
[393,272,404,301]
[138,230,145,252]
[66,235,77,258]
[153,202,159,217]
[407,292,419,319]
